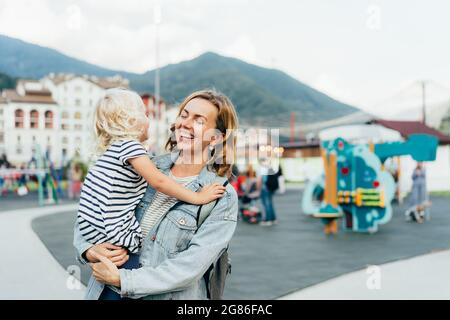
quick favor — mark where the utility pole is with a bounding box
[422,81,426,125]
[290,112,295,143]
[154,2,161,152]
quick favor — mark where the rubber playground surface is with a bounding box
[28,189,450,299]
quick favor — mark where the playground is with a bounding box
[10,187,448,299]
[1,131,450,299]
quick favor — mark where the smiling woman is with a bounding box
[74,89,240,300]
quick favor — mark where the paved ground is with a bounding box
[0,204,84,299]
[280,249,450,299]
[31,189,450,299]
[0,193,77,212]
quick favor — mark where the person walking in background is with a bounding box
[259,158,279,226]
[406,162,430,223]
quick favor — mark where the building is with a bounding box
[0,74,129,167]
[141,93,173,153]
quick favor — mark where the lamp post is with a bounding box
[154,2,161,152]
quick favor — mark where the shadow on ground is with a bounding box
[32,190,450,299]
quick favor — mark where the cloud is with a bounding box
[0,0,449,112]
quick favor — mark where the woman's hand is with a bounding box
[89,251,121,287]
[85,243,129,267]
[195,183,226,204]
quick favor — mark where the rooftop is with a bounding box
[369,119,450,144]
[1,89,56,104]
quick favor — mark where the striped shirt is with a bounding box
[140,172,198,238]
[77,140,148,253]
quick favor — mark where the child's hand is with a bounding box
[195,183,227,204]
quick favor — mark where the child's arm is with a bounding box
[128,156,226,205]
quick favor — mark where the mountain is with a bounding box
[0,34,134,79]
[129,52,359,127]
[0,34,361,127]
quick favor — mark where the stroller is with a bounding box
[232,172,261,224]
[239,195,262,224]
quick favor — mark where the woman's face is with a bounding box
[174,98,219,161]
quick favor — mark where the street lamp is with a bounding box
[154,2,161,152]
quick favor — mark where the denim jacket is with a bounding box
[73,152,238,300]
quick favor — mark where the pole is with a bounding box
[154,2,161,152]
[290,112,295,143]
[422,81,426,125]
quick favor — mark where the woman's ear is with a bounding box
[210,133,224,147]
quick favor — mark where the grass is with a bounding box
[430,190,450,198]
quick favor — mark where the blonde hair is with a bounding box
[94,88,147,154]
[166,89,239,177]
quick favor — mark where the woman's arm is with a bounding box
[90,187,239,299]
[73,221,129,266]
[120,188,238,298]
[128,156,225,205]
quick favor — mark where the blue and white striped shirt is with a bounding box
[77,140,148,253]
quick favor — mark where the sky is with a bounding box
[1,0,450,116]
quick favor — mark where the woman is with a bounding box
[73,89,239,299]
[408,162,429,223]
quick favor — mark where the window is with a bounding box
[0,133,3,144]
[45,111,54,129]
[74,112,82,119]
[62,111,69,119]
[14,109,24,128]
[30,110,39,129]
[61,123,70,130]
[75,86,82,92]
[74,124,83,130]
[75,99,81,107]
[62,137,68,144]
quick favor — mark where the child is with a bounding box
[77,88,226,261]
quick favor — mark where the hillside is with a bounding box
[0,34,361,127]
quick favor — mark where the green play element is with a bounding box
[35,144,58,206]
[302,133,438,233]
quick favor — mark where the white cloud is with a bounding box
[0,0,449,112]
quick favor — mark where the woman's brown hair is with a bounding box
[165,89,239,177]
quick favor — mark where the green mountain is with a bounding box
[0,34,360,127]
[0,34,133,79]
[130,52,358,127]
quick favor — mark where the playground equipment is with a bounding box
[302,134,438,233]
[0,144,59,205]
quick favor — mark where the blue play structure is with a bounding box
[302,134,438,233]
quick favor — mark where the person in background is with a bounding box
[407,162,429,223]
[259,158,279,226]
